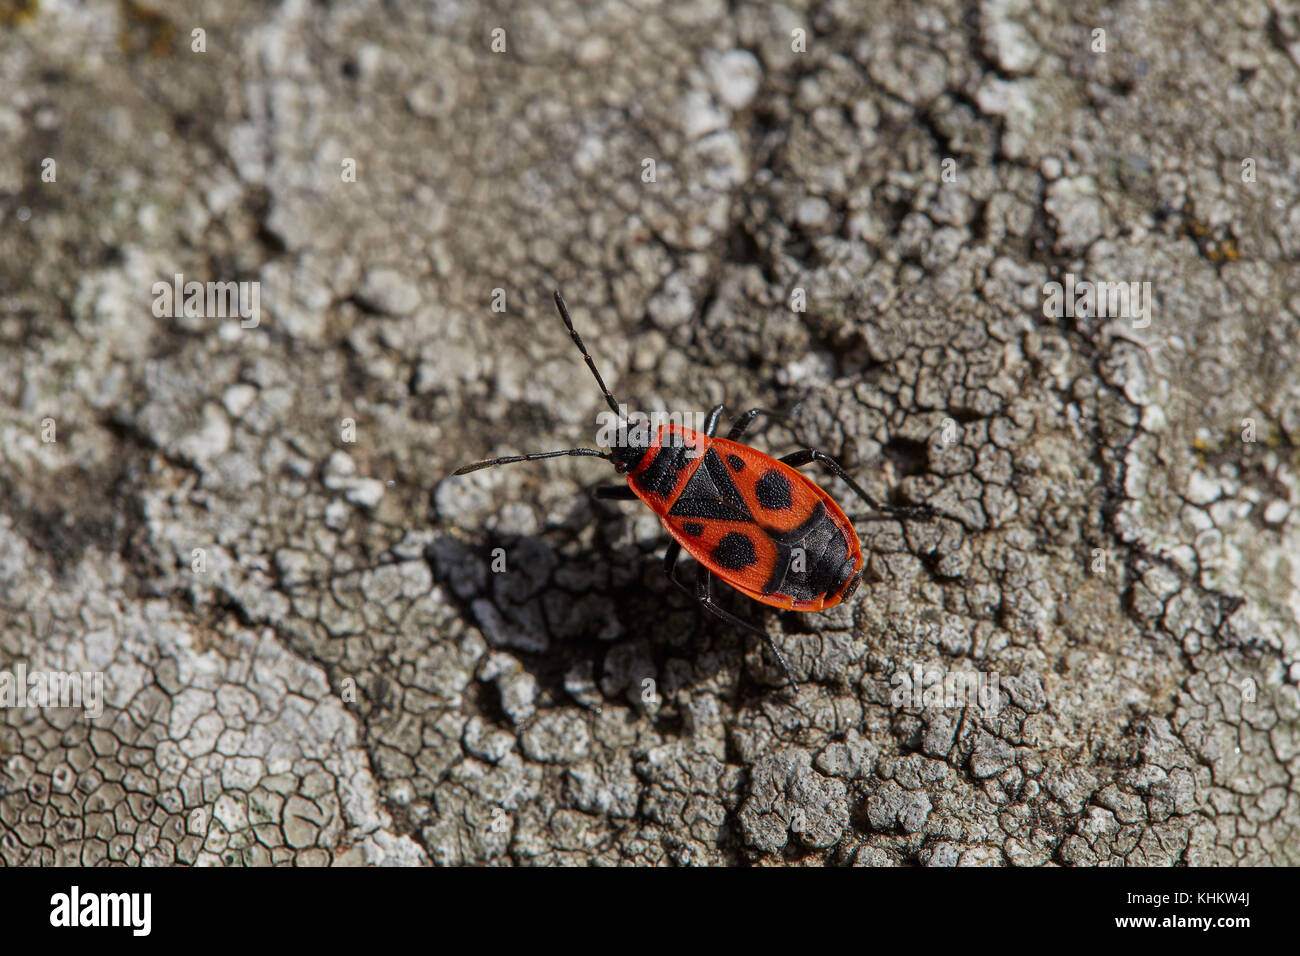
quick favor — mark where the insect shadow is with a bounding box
[425,489,795,711]
[270,498,796,718]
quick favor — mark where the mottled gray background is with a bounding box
[1,0,1298,865]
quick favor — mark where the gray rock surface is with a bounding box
[1,0,1298,865]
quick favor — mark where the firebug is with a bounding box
[452,291,935,687]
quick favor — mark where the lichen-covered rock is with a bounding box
[1,0,1297,866]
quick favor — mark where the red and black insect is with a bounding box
[452,291,933,687]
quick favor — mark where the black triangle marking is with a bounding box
[667,448,756,522]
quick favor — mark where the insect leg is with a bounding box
[702,403,726,438]
[726,402,807,441]
[663,541,695,596]
[726,408,762,441]
[664,544,796,690]
[593,485,638,500]
[779,449,935,520]
[695,570,797,692]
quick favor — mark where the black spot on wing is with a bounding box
[755,467,793,510]
[726,454,744,472]
[683,521,704,536]
[712,532,757,571]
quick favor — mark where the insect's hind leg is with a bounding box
[663,543,797,691]
[779,448,935,520]
[695,569,797,692]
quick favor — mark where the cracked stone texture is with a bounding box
[2,0,1299,866]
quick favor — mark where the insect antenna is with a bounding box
[452,447,612,476]
[553,289,623,420]
[450,291,629,478]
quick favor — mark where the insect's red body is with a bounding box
[624,424,862,611]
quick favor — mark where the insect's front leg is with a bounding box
[727,408,762,441]
[593,485,638,500]
[702,404,726,438]
[727,400,806,441]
